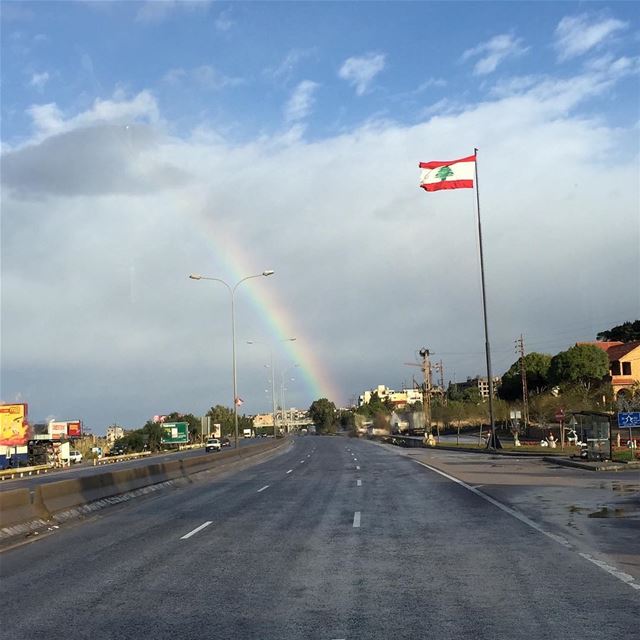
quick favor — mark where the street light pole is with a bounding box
[189,270,274,450]
[280,364,299,433]
[247,338,296,438]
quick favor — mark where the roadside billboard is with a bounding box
[161,422,189,444]
[49,422,68,440]
[0,403,30,446]
[67,421,83,438]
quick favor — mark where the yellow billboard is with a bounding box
[0,403,30,446]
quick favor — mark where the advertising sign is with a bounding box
[49,422,68,440]
[67,421,83,438]
[0,403,30,446]
[161,422,189,444]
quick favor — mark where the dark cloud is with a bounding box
[1,124,190,198]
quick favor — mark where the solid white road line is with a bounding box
[357,479,362,487]
[286,469,293,474]
[180,521,212,540]
[413,459,640,592]
[257,485,270,493]
[353,511,361,528]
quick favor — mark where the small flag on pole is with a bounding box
[235,397,244,406]
[419,154,476,192]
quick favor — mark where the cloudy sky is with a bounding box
[1,1,638,432]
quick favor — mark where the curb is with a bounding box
[542,456,639,472]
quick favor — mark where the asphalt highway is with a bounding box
[0,437,260,491]
[0,436,637,639]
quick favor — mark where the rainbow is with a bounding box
[190,207,342,409]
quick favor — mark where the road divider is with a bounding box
[94,451,151,466]
[0,488,48,528]
[1,438,288,537]
[0,464,53,481]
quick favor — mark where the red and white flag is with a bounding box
[419,154,475,192]
[234,397,244,406]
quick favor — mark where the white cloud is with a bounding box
[462,34,528,75]
[163,65,243,90]
[555,13,628,61]
[27,90,160,139]
[414,78,447,93]
[136,0,211,24]
[2,69,638,429]
[29,71,50,91]
[338,52,386,95]
[215,8,233,31]
[263,48,317,83]
[284,80,319,122]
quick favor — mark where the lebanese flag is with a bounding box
[234,397,244,406]
[419,154,475,192]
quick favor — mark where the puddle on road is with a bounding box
[611,483,639,495]
[587,506,627,518]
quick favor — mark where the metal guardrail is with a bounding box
[93,451,152,466]
[0,464,53,481]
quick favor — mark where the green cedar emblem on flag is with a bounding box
[435,165,454,181]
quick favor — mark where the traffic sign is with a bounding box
[617,412,640,428]
[555,409,565,421]
[161,422,189,444]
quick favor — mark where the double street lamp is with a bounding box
[189,270,274,449]
[247,338,296,437]
[280,364,299,433]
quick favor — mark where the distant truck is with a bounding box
[243,428,254,438]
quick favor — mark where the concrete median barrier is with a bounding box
[0,488,45,528]
[3,438,288,530]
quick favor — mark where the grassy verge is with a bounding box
[612,449,640,463]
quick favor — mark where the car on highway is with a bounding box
[68,450,83,464]
[205,438,222,452]
[220,437,231,447]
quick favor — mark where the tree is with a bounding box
[206,405,235,436]
[338,410,355,431]
[309,398,337,433]
[142,421,164,452]
[597,320,640,343]
[447,384,481,404]
[498,352,552,400]
[548,344,610,388]
[355,391,392,418]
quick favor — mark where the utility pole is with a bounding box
[419,348,432,434]
[434,360,446,406]
[515,334,529,430]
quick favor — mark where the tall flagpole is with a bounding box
[473,148,496,449]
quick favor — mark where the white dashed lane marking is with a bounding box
[180,521,212,540]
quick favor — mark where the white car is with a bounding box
[205,438,221,452]
[69,450,83,464]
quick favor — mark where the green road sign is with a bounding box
[161,422,189,444]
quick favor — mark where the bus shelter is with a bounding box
[569,411,612,461]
